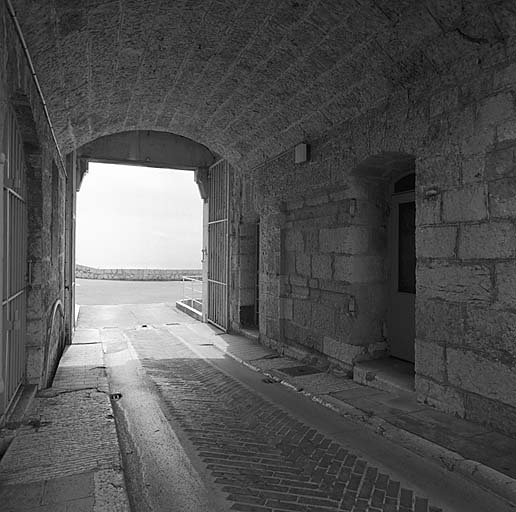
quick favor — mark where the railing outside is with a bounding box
[181,276,203,313]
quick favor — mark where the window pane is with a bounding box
[394,173,415,193]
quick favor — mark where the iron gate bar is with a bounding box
[1,107,27,420]
[207,160,230,332]
[4,187,23,202]
[2,288,25,305]
[207,278,227,287]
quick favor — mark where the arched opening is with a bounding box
[73,130,233,332]
[74,165,204,315]
[77,130,216,171]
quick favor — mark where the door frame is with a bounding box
[388,172,416,362]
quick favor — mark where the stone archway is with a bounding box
[75,130,225,329]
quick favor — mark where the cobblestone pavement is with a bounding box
[124,325,441,512]
[75,300,514,512]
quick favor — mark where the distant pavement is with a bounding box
[75,278,187,305]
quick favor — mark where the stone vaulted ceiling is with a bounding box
[10,0,516,169]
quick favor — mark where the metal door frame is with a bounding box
[207,159,230,331]
[64,152,77,340]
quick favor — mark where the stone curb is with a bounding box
[214,342,516,507]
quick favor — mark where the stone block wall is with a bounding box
[232,40,516,434]
[229,172,259,330]
[75,264,201,281]
[40,163,67,387]
[279,187,388,373]
[415,88,516,434]
[0,2,68,395]
[1,0,515,435]
[259,212,282,345]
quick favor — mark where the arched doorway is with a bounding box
[75,131,234,332]
[351,152,416,371]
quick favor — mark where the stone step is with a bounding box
[353,358,415,394]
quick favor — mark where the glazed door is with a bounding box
[388,180,416,362]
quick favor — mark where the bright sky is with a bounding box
[76,163,203,269]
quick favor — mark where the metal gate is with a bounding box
[0,108,27,419]
[207,160,230,331]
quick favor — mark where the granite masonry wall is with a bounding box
[232,43,516,435]
[0,0,68,396]
[229,171,260,330]
[76,264,202,281]
[280,184,389,371]
[2,0,516,437]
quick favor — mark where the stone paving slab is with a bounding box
[339,395,431,418]
[212,333,273,361]
[129,302,189,326]
[1,392,119,484]
[248,356,302,371]
[0,340,130,511]
[58,343,104,367]
[72,328,101,344]
[47,342,108,392]
[451,433,516,473]
[0,469,127,512]
[76,305,142,330]
[331,388,392,401]
[273,371,360,395]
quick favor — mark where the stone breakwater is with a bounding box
[76,264,202,281]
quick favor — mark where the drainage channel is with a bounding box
[101,333,225,512]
